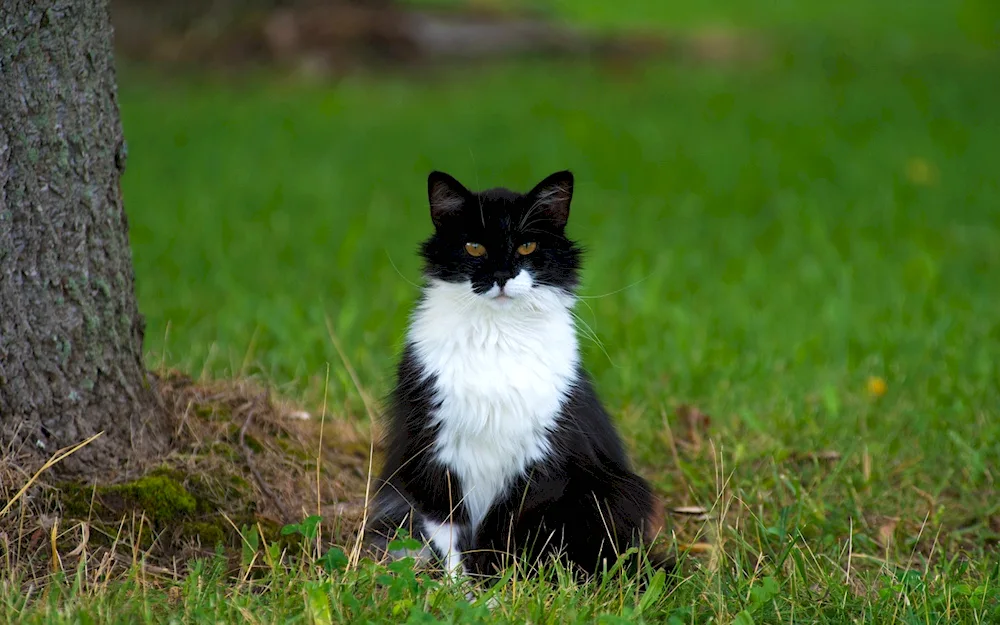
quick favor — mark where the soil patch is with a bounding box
[110,0,767,75]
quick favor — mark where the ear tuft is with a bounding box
[428,171,469,228]
[527,170,574,228]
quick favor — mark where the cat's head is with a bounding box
[419,170,581,309]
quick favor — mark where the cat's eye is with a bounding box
[517,242,537,256]
[465,242,486,257]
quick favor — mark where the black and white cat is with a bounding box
[365,170,669,582]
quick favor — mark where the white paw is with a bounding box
[464,589,500,611]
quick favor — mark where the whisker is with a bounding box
[568,308,617,368]
[575,274,653,300]
[576,296,597,323]
[385,249,422,290]
[469,149,486,228]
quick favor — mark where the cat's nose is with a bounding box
[493,271,512,287]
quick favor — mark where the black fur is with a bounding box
[421,170,582,294]
[364,171,672,583]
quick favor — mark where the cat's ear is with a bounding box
[527,170,574,229]
[428,171,469,228]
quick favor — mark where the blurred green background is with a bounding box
[120,0,998,497]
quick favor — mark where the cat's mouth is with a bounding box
[483,282,513,300]
[485,287,516,307]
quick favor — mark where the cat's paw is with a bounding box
[464,590,500,611]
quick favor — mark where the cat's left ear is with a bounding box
[527,170,574,229]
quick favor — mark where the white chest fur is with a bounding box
[409,278,579,532]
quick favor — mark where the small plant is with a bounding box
[281,515,323,541]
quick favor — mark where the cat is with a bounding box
[364,170,671,584]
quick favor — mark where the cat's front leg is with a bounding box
[364,485,438,566]
[463,473,567,583]
[420,515,470,580]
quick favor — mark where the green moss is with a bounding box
[59,473,195,526]
[193,403,231,421]
[108,475,196,522]
[242,434,263,454]
[57,338,71,364]
[227,474,251,492]
[275,438,311,461]
[179,521,226,547]
[146,466,186,481]
[55,450,281,564]
[183,469,254,516]
[93,277,112,297]
[60,481,99,518]
[255,517,283,543]
[208,442,239,461]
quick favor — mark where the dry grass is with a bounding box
[0,370,375,586]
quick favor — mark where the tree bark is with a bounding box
[0,0,168,477]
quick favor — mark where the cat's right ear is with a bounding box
[527,170,574,229]
[428,171,469,228]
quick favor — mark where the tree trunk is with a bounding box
[0,0,168,478]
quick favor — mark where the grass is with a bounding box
[7,0,1000,622]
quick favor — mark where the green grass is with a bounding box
[8,0,1000,622]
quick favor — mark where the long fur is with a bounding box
[364,171,671,583]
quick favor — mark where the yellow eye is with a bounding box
[517,242,537,255]
[465,242,486,257]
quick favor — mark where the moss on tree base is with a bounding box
[4,371,373,575]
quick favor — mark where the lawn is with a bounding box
[7,0,1000,622]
